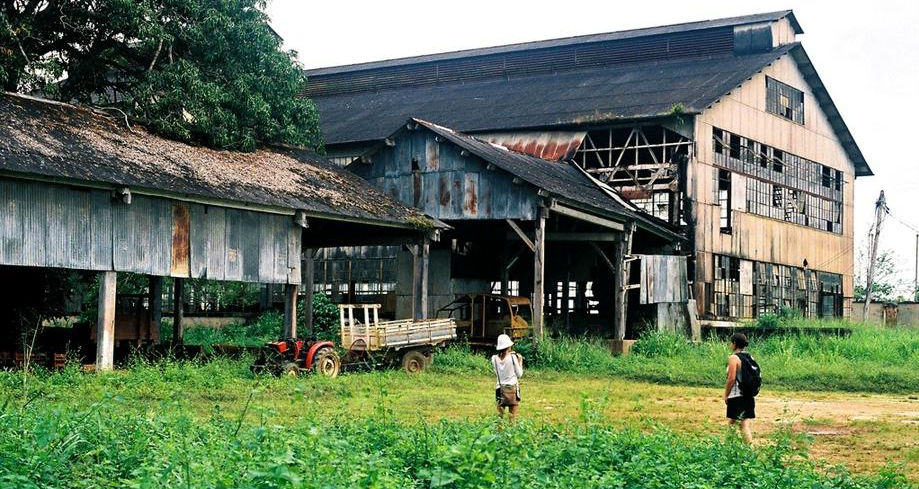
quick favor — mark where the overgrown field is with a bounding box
[0,360,912,489]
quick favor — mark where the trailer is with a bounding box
[338,304,456,373]
[251,304,456,377]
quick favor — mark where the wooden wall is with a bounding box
[351,130,539,220]
[0,177,301,284]
[692,53,856,316]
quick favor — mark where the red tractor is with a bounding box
[250,339,341,377]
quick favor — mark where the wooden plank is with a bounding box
[549,202,625,231]
[224,209,242,281]
[206,206,226,281]
[303,251,315,336]
[170,203,191,277]
[420,238,430,319]
[173,277,184,346]
[283,284,299,338]
[95,271,117,371]
[287,222,301,284]
[188,204,209,278]
[149,275,163,341]
[258,212,276,283]
[506,219,535,252]
[90,189,112,270]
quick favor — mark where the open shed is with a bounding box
[0,93,440,370]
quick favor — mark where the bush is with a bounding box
[297,293,339,341]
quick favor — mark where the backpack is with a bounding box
[735,352,762,397]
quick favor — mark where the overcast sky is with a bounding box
[268,0,919,293]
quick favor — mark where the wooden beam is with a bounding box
[506,219,536,252]
[411,244,420,320]
[549,203,625,231]
[95,271,117,371]
[502,232,623,242]
[303,251,315,337]
[283,283,299,338]
[613,222,637,340]
[173,277,185,348]
[589,243,616,274]
[533,207,547,340]
[149,276,163,343]
[421,238,430,319]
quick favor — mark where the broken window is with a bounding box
[766,76,805,124]
[712,255,753,318]
[713,127,844,234]
[631,191,670,220]
[718,169,732,232]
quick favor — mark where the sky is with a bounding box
[267,0,919,294]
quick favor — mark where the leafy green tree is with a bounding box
[854,248,903,302]
[1,0,320,151]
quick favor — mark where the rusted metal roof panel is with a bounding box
[477,131,586,161]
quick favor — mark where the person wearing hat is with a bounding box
[492,333,524,422]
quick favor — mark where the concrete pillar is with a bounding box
[283,283,299,338]
[96,271,117,371]
[172,277,184,347]
[533,207,547,339]
[149,276,163,342]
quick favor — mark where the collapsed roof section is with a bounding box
[0,92,438,229]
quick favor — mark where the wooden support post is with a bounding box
[283,283,299,338]
[303,250,315,337]
[172,277,184,347]
[149,276,163,343]
[500,244,509,296]
[613,223,636,340]
[420,237,430,319]
[96,271,117,371]
[533,206,548,339]
[409,244,420,320]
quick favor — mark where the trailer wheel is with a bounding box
[280,362,300,377]
[401,350,427,374]
[313,348,341,378]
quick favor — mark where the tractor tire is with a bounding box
[280,362,300,377]
[401,349,427,374]
[312,348,341,378]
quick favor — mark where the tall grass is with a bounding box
[435,325,919,394]
[0,386,909,489]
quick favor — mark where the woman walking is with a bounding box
[492,334,523,423]
[724,332,756,443]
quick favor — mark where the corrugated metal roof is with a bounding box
[312,45,797,145]
[304,10,799,77]
[410,119,683,241]
[0,93,434,227]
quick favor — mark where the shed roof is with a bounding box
[0,93,432,227]
[407,119,682,241]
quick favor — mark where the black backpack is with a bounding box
[735,352,762,397]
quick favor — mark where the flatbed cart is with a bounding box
[338,304,456,373]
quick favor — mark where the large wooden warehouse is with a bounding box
[303,10,871,328]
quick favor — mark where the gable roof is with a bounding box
[0,92,432,228]
[313,44,797,146]
[305,10,800,77]
[408,119,682,241]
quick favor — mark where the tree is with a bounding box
[1,0,320,151]
[854,248,904,303]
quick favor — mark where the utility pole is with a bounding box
[863,190,887,319]
[914,233,918,302]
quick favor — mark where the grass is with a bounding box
[492,325,919,394]
[0,359,914,489]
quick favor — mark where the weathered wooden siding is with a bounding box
[692,54,855,315]
[0,177,300,284]
[352,130,538,220]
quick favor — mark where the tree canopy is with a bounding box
[1,0,321,151]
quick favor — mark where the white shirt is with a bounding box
[491,353,523,388]
[727,352,745,399]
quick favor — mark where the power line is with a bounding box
[886,208,919,234]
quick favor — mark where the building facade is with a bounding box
[304,10,871,325]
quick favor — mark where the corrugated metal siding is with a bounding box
[0,177,300,284]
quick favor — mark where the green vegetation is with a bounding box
[0,360,910,489]
[1,0,321,151]
[438,325,919,394]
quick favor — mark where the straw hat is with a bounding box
[496,334,513,350]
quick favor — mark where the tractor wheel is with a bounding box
[280,362,300,377]
[313,348,341,378]
[401,350,427,374]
